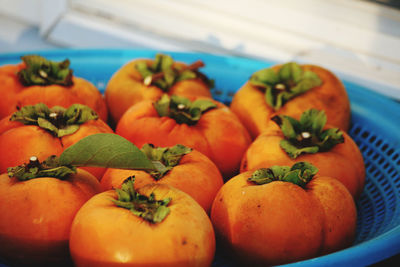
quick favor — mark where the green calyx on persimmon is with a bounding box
[11,103,98,137]
[272,109,344,159]
[141,143,192,180]
[249,62,322,110]
[136,53,214,91]
[112,176,171,224]
[154,94,217,125]
[248,162,318,188]
[17,55,73,86]
[7,155,76,181]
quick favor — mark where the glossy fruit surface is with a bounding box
[70,182,216,267]
[211,166,356,266]
[0,168,100,266]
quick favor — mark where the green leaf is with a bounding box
[283,162,319,187]
[64,104,98,125]
[280,116,299,140]
[191,99,218,114]
[153,205,171,223]
[248,162,318,187]
[249,68,279,88]
[17,55,73,86]
[318,128,344,151]
[153,94,171,117]
[299,109,326,134]
[278,62,303,83]
[11,103,51,124]
[59,133,155,170]
[136,61,153,79]
[163,144,192,166]
[112,176,171,224]
[177,70,197,82]
[280,140,319,159]
[57,125,80,137]
[37,117,59,134]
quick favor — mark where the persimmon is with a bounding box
[0,55,108,121]
[211,162,357,266]
[101,143,224,213]
[0,156,101,266]
[115,94,251,179]
[69,177,216,267]
[230,62,351,139]
[241,109,365,199]
[105,53,213,124]
[0,103,113,180]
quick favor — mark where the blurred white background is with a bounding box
[0,0,399,99]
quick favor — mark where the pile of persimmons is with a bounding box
[0,53,365,267]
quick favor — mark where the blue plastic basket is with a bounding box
[0,49,399,267]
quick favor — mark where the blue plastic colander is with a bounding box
[0,49,399,267]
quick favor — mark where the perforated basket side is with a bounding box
[349,121,400,243]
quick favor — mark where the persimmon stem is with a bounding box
[186,60,205,71]
[275,83,286,91]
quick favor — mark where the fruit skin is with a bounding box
[115,97,251,179]
[210,171,357,266]
[105,59,212,124]
[241,123,365,199]
[69,183,216,267]
[0,63,108,121]
[230,64,351,139]
[0,114,114,180]
[101,148,224,213]
[0,169,101,266]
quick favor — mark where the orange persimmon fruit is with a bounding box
[230,62,350,139]
[0,103,113,180]
[211,162,357,266]
[241,109,365,199]
[101,143,224,213]
[69,177,216,267]
[0,55,108,121]
[105,53,213,124]
[115,94,251,179]
[0,156,101,266]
